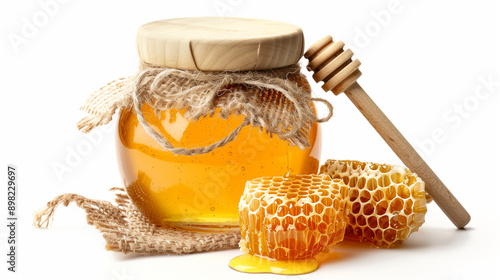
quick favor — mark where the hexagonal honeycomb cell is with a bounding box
[320,159,427,248]
[238,174,349,260]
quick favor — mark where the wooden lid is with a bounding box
[136,17,304,71]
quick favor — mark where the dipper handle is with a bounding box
[305,36,471,228]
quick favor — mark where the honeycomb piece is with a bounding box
[239,174,349,261]
[320,159,427,248]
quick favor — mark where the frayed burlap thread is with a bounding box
[33,188,240,254]
[77,63,333,155]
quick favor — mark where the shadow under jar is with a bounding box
[115,17,322,231]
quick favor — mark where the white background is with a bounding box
[1,0,499,279]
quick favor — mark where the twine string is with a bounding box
[133,68,253,156]
[78,63,334,155]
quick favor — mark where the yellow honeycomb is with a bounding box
[320,159,427,247]
[239,174,349,260]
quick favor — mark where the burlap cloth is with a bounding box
[33,63,333,254]
[33,188,241,254]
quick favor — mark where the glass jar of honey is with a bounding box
[115,17,324,230]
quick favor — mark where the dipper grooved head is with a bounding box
[304,35,471,229]
[305,36,362,95]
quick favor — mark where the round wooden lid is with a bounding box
[136,17,304,71]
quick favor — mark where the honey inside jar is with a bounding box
[116,105,321,229]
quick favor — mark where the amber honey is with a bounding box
[116,105,320,229]
[229,254,320,275]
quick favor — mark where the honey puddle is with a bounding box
[229,254,319,275]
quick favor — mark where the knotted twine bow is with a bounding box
[76,63,333,155]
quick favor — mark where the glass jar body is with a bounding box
[116,105,321,230]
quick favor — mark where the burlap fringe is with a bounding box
[77,77,134,134]
[33,188,240,254]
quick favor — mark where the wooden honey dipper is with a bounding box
[305,36,470,228]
